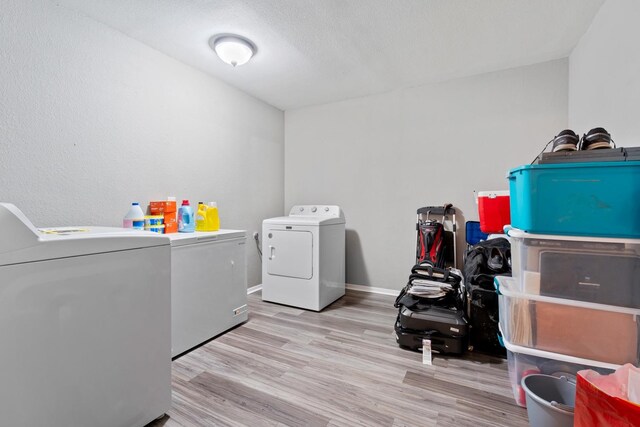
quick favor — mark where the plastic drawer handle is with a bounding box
[493,277,502,294]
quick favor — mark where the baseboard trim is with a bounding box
[247,284,263,295]
[346,283,398,296]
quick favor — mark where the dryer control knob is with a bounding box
[311,206,317,213]
[324,207,330,212]
[299,207,304,212]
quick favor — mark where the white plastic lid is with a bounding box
[506,226,640,245]
[478,190,509,198]
[495,275,640,316]
[167,196,176,201]
[501,333,620,371]
[208,202,217,208]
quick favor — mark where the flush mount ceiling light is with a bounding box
[208,34,256,67]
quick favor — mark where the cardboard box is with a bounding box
[164,212,178,233]
[535,302,638,365]
[150,200,177,214]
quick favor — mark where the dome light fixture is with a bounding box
[209,34,256,67]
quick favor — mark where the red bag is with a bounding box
[574,364,640,427]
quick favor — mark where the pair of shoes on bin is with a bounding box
[551,127,614,152]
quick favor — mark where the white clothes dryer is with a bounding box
[262,205,345,311]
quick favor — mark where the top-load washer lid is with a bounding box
[165,229,246,247]
[263,205,345,226]
[0,203,169,266]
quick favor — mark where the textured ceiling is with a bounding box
[56,0,604,110]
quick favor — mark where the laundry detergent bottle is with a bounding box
[195,202,207,231]
[178,200,195,232]
[123,202,145,230]
[205,201,220,231]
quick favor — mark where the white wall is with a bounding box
[0,0,284,287]
[285,60,568,289]
[569,0,640,145]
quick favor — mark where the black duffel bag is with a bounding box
[463,238,511,356]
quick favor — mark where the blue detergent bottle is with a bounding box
[178,199,195,232]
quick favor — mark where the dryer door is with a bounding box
[266,230,313,279]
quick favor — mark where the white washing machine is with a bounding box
[262,205,345,311]
[0,203,171,427]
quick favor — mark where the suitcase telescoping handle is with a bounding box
[417,204,456,232]
[416,204,454,218]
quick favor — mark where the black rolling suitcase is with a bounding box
[397,305,468,337]
[394,320,468,355]
[394,260,469,355]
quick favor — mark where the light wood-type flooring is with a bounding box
[149,289,529,427]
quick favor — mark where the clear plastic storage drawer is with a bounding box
[502,336,617,407]
[495,276,640,366]
[506,227,640,309]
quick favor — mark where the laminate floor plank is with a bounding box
[168,377,253,427]
[198,342,290,379]
[172,358,206,382]
[297,310,394,335]
[249,300,307,318]
[296,356,449,408]
[316,303,398,325]
[283,367,446,422]
[249,311,335,336]
[322,329,434,366]
[255,370,398,427]
[149,289,528,427]
[403,370,528,426]
[191,371,331,427]
[215,334,311,370]
[226,325,291,348]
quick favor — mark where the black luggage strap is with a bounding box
[410,263,461,286]
[394,265,462,309]
[394,282,412,308]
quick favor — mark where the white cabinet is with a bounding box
[167,231,247,358]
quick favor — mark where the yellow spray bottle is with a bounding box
[205,201,220,231]
[195,202,207,231]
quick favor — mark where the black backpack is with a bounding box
[463,238,511,278]
[463,238,511,355]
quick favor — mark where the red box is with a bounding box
[478,191,510,233]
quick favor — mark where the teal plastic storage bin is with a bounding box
[508,161,640,238]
